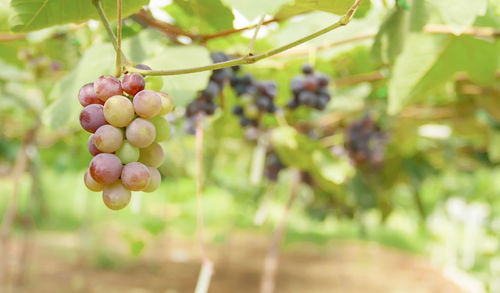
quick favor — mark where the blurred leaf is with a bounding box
[144,46,211,107]
[222,0,294,20]
[388,35,499,114]
[166,0,234,34]
[9,0,148,32]
[372,7,408,65]
[488,130,500,163]
[275,0,370,19]
[429,0,487,35]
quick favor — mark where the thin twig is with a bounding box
[133,9,194,43]
[125,0,364,76]
[115,0,123,77]
[194,112,214,293]
[92,0,127,65]
[201,18,279,42]
[260,170,301,293]
[247,15,266,55]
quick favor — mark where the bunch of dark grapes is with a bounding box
[78,67,174,210]
[231,75,277,128]
[286,64,331,110]
[185,52,232,118]
[344,115,387,167]
[263,151,285,182]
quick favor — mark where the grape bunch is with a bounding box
[185,52,232,118]
[231,75,277,127]
[286,64,331,110]
[344,115,387,167]
[78,69,174,210]
[263,151,285,182]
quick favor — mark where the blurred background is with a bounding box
[1,0,500,292]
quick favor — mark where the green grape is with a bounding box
[139,142,164,168]
[116,141,140,164]
[144,76,164,91]
[149,116,171,142]
[158,92,174,115]
[143,166,161,193]
[244,104,259,120]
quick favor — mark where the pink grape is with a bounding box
[126,118,156,148]
[80,104,107,133]
[121,73,145,96]
[87,134,102,156]
[102,181,131,210]
[94,75,122,102]
[133,89,161,118]
[89,153,122,185]
[93,125,123,153]
[103,95,135,127]
[78,82,103,106]
[121,162,151,191]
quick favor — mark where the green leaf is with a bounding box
[144,46,211,107]
[388,34,499,114]
[166,0,234,34]
[9,0,148,32]
[222,0,294,20]
[372,7,408,65]
[275,0,370,20]
[428,0,487,34]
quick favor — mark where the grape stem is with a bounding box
[247,14,266,55]
[92,0,128,67]
[124,0,364,76]
[115,0,123,77]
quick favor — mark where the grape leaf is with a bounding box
[221,0,294,20]
[428,0,487,35]
[275,0,371,20]
[9,0,148,32]
[372,7,408,65]
[388,34,499,114]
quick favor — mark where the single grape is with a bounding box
[186,102,199,117]
[232,105,243,115]
[78,82,103,106]
[144,76,164,91]
[256,96,271,111]
[158,92,174,115]
[286,98,299,109]
[139,142,164,168]
[126,118,156,148]
[202,101,216,115]
[291,76,305,95]
[102,181,131,210]
[302,64,314,75]
[133,89,162,118]
[89,153,122,185]
[143,166,161,193]
[121,162,151,191]
[202,81,220,99]
[149,116,171,142]
[93,125,123,153]
[121,73,145,96]
[116,141,140,164]
[87,134,102,156]
[103,95,135,127]
[298,91,316,107]
[94,75,122,102]
[84,169,104,192]
[80,104,107,133]
[135,64,152,71]
[317,74,330,87]
[315,95,329,110]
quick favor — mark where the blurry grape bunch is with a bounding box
[286,64,331,110]
[79,65,174,210]
[185,52,233,118]
[231,73,277,128]
[344,115,387,167]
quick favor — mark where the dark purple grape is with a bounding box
[232,105,243,115]
[78,83,104,107]
[291,77,305,95]
[304,76,319,92]
[202,81,220,99]
[315,95,329,110]
[80,104,107,133]
[256,96,271,111]
[286,99,299,109]
[317,74,330,87]
[94,75,122,102]
[89,153,122,185]
[298,91,316,107]
[121,73,145,96]
[302,64,314,75]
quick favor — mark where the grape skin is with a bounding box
[78,83,103,106]
[103,95,135,127]
[122,73,145,96]
[126,118,156,148]
[84,169,104,191]
[143,166,161,193]
[116,141,140,164]
[139,142,165,168]
[89,153,122,185]
[121,162,151,191]
[133,90,162,118]
[158,92,174,115]
[150,116,171,142]
[94,75,123,102]
[87,134,102,156]
[102,181,131,210]
[93,125,123,153]
[80,104,107,133]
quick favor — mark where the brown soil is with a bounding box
[2,232,465,293]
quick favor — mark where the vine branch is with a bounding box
[115,0,123,77]
[124,0,363,76]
